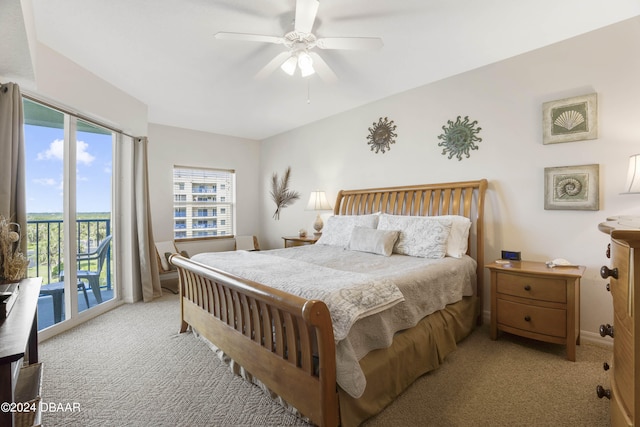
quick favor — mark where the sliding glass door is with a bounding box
[23,98,116,332]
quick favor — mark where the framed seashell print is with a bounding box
[542,93,597,144]
[544,164,599,210]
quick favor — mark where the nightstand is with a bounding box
[486,260,585,361]
[282,235,319,248]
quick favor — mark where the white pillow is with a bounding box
[439,215,471,258]
[377,214,452,258]
[316,214,379,247]
[348,227,400,256]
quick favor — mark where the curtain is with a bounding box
[133,137,161,301]
[0,82,27,254]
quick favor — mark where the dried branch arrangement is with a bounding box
[0,216,29,281]
[270,167,300,220]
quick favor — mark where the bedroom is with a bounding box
[1,0,640,425]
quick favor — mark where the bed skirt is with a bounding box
[192,295,476,426]
[338,296,477,427]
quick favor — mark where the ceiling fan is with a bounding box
[214,0,384,82]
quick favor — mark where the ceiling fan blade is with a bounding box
[255,51,292,80]
[294,0,319,34]
[308,52,337,83]
[316,37,383,50]
[214,32,284,45]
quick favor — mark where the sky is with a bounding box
[24,124,113,213]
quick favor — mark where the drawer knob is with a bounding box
[599,324,614,338]
[603,362,610,371]
[606,243,610,259]
[596,385,611,399]
[524,285,531,291]
[605,283,610,292]
[600,266,618,279]
[524,315,531,322]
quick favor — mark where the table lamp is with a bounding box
[306,190,332,236]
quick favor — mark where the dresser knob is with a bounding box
[524,315,531,322]
[596,385,611,399]
[600,266,618,279]
[605,283,610,292]
[524,285,531,291]
[606,243,610,259]
[603,362,610,371]
[599,324,614,338]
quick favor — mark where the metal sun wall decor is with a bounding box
[544,164,599,211]
[542,93,597,144]
[437,116,482,161]
[367,117,397,153]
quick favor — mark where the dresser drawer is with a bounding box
[613,310,633,419]
[496,272,567,303]
[496,299,566,338]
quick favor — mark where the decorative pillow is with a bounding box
[377,214,453,258]
[316,214,380,247]
[439,215,471,258]
[348,227,400,256]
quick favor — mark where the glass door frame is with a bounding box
[23,94,123,341]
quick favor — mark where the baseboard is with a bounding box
[482,309,613,348]
[581,330,613,348]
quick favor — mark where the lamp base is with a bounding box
[313,214,324,235]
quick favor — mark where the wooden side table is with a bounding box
[282,235,319,248]
[486,260,585,361]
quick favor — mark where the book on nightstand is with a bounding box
[0,282,20,320]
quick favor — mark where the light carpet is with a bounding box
[40,293,612,426]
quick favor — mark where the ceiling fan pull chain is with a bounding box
[307,80,311,104]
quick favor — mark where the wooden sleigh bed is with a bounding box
[170,179,488,426]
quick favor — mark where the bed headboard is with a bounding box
[334,179,488,323]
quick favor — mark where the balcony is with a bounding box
[28,218,113,330]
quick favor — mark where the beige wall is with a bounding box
[147,123,261,255]
[259,17,640,342]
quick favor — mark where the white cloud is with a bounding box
[37,139,95,165]
[76,140,95,165]
[33,178,57,186]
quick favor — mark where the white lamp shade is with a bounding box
[298,52,315,77]
[306,190,332,211]
[280,55,298,76]
[623,154,640,193]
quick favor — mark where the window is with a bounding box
[172,166,235,239]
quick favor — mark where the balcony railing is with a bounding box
[27,218,112,288]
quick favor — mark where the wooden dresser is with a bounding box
[598,220,640,426]
[0,277,43,427]
[487,260,585,361]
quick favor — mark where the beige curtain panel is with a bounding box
[0,82,27,254]
[134,137,161,301]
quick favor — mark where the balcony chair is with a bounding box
[73,235,112,304]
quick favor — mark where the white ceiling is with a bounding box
[3,0,640,140]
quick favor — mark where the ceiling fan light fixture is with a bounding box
[298,51,315,77]
[280,55,298,76]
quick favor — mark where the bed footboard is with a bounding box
[170,254,339,427]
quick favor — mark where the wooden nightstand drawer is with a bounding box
[496,273,566,303]
[497,299,566,338]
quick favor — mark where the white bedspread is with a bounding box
[191,250,405,341]
[191,245,476,398]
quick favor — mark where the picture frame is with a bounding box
[542,93,597,145]
[544,164,599,211]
